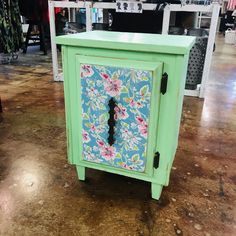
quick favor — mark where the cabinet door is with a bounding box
[76,55,162,174]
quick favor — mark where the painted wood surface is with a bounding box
[55,31,195,55]
[58,31,195,199]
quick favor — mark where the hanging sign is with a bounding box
[116,1,143,13]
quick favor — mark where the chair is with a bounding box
[23,20,47,55]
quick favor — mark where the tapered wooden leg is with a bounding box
[151,183,163,200]
[76,166,86,181]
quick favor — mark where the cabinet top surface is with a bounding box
[55,31,195,55]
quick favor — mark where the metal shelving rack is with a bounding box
[162,3,220,98]
[48,0,92,82]
[48,1,220,98]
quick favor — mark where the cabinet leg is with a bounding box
[151,183,163,200]
[76,166,86,181]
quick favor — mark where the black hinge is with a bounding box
[153,152,160,169]
[160,73,168,95]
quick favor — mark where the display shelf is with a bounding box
[184,85,201,97]
[49,1,93,81]
[162,3,220,98]
[49,1,220,98]
[49,0,159,82]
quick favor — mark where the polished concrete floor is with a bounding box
[0,35,236,236]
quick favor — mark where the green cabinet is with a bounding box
[56,31,195,200]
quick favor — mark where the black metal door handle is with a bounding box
[108,98,117,146]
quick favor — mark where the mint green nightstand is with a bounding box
[56,31,195,200]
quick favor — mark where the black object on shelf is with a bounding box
[169,27,210,90]
[169,26,185,35]
[93,23,110,31]
[186,28,209,90]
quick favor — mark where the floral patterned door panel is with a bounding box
[80,63,155,173]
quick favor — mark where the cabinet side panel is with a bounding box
[61,46,73,164]
[64,47,83,165]
[155,54,189,186]
[174,54,190,152]
[153,56,178,185]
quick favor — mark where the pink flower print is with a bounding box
[100,145,116,160]
[87,87,98,98]
[130,100,144,108]
[97,140,105,147]
[82,130,91,143]
[81,65,94,78]
[85,150,96,161]
[96,127,104,134]
[136,116,148,138]
[104,79,122,97]
[136,116,145,125]
[130,99,136,108]
[91,124,96,132]
[114,104,129,120]
[136,101,144,108]
[121,163,133,170]
[139,123,148,138]
[100,72,110,81]
[121,129,132,140]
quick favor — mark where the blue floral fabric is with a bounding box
[80,64,153,172]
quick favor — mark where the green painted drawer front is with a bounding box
[77,56,163,174]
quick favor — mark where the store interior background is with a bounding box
[0,0,236,235]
